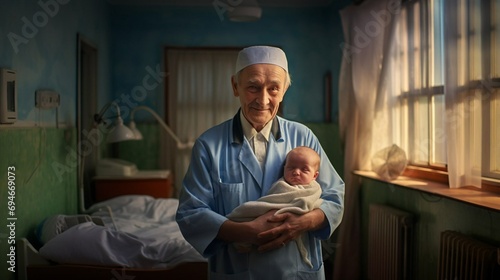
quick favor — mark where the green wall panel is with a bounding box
[117,123,160,170]
[0,127,78,279]
[304,122,344,178]
[360,177,500,280]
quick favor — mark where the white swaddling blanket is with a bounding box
[227,178,323,267]
[227,178,323,221]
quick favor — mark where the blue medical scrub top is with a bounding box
[176,111,344,280]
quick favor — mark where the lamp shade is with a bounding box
[79,101,137,213]
[107,117,136,143]
[128,121,143,140]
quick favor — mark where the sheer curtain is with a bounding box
[335,0,402,278]
[163,49,241,196]
[443,0,488,188]
[336,0,498,277]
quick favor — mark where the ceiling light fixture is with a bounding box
[228,0,262,22]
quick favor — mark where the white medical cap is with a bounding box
[235,46,288,74]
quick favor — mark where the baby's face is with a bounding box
[283,153,319,185]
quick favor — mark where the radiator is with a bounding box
[438,230,500,280]
[368,204,414,280]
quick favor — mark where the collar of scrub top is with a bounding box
[232,109,281,145]
[240,110,272,143]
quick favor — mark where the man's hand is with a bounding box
[217,210,282,246]
[218,209,326,253]
[246,210,283,245]
[256,209,327,252]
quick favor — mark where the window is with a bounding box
[165,47,241,141]
[398,0,446,169]
[398,0,500,185]
[163,47,241,193]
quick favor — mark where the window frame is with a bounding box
[398,0,500,192]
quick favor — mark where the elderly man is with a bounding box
[176,45,344,279]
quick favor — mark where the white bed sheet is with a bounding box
[38,195,205,268]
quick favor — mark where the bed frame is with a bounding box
[17,238,208,280]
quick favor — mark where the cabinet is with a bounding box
[93,170,173,202]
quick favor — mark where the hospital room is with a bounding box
[0,0,499,279]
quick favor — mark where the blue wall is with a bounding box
[0,1,110,280]
[0,0,352,125]
[0,0,112,125]
[109,3,350,123]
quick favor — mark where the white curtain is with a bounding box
[336,0,498,277]
[335,0,402,278]
[163,49,240,196]
[443,0,490,188]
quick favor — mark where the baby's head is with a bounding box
[283,146,320,185]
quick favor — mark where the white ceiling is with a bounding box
[107,0,335,7]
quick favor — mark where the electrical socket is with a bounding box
[35,90,60,109]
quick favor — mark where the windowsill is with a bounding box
[353,170,500,212]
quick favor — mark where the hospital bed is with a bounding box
[17,195,208,280]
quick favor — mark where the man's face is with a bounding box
[232,64,288,131]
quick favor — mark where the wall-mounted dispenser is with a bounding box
[0,69,17,124]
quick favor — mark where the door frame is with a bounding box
[77,33,98,211]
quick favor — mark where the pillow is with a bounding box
[35,215,104,245]
[39,222,166,268]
